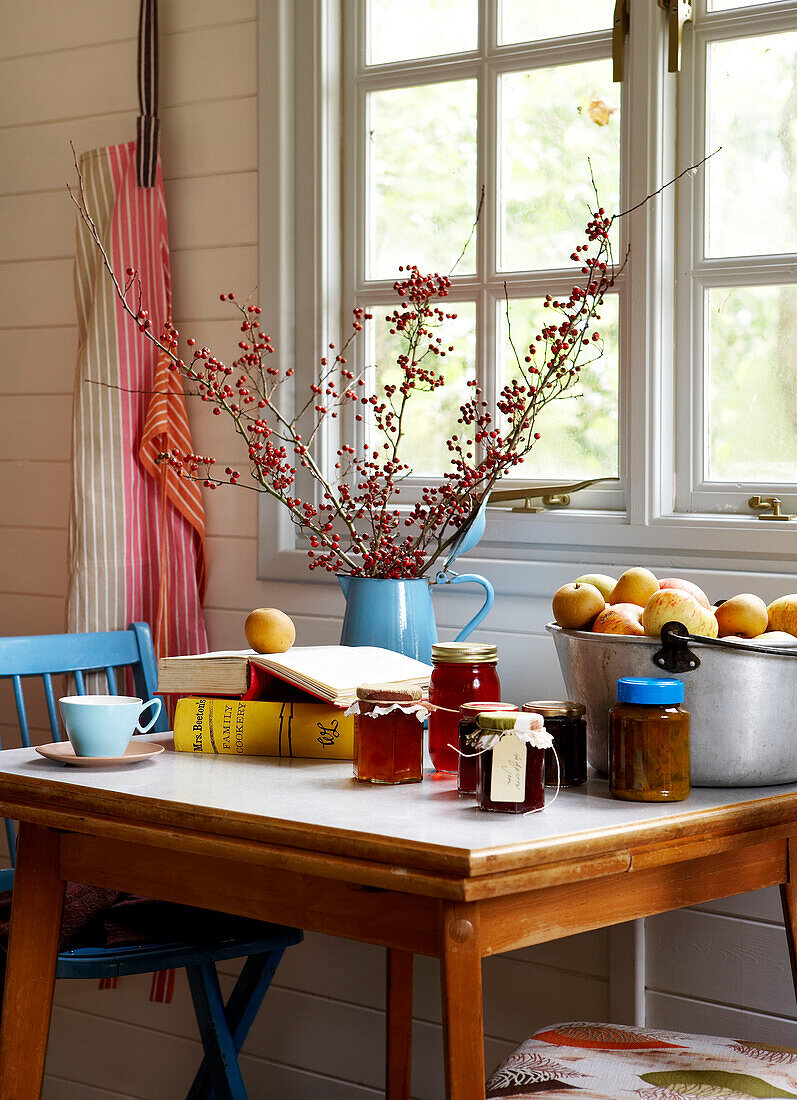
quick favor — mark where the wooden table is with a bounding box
[1,735,797,1100]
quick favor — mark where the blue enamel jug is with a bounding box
[337,502,494,661]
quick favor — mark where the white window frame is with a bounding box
[256,0,797,584]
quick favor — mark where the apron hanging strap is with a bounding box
[136,0,160,187]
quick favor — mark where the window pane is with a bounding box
[367,0,478,65]
[707,285,797,482]
[367,81,478,279]
[707,32,797,257]
[499,0,614,44]
[499,62,620,272]
[708,0,764,9]
[497,295,619,480]
[366,302,476,477]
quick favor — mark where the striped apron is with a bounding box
[67,141,208,662]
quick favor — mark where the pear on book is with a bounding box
[244,607,296,653]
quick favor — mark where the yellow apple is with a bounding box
[552,582,605,630]
[610,567,659,607]
[574,573,617,602]
[767,595,797,637]
[659,577,711,610]
[592,603,645,636]
[244,607,296,653]
[752,630,797,645]
[714,593,768,639]
[642,589,718,639]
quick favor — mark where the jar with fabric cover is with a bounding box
[351,682,426,785]
[457,701,518,794]
[475,711,553,814]
[428,642,500,774]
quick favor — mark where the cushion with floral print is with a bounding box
[485,1022,797,1099]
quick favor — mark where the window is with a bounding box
[258,0,797,575]
[343,0,625,512]
[675,0,797,515]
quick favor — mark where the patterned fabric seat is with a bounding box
[486,1022,797,1099]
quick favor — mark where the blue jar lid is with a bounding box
[616,677,684,704]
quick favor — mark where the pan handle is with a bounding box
[652,620,797,674]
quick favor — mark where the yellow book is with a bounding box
[173,697,354,759]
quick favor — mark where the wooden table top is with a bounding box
[0,734,796,891]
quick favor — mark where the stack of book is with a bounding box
[159,645,432,761]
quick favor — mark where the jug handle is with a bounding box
[435,571,495,642]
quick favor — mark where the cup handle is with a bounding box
[435,572,495,641]
[136,697,163,734]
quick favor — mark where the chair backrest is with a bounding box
[0,622,168,884]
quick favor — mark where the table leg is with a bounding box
[0,823,65,1100]
[780,836,797,1005]
[386,948,413,1099]
[440,902,485,1100]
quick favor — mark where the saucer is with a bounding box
[35,741,165,767]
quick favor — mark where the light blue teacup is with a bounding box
[58,695,163,757]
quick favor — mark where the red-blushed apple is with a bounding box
[659,577,711,609]
[642,589,719,639]
[592,603,645,636]
[714,593,768,638]
[574,574,617,602]
[610,567,659,607]
[552,582,605,630]
[767,595,797,637]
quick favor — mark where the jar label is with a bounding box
[490,732,526,802]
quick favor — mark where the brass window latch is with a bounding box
[748,495,795,521]
[658,0,693,73]
[489,477,619,514]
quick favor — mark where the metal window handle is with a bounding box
[612,0,630,83]
[658,0,693,73]
[748,495,795,521]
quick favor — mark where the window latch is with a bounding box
[748,495,795,521]
[489,477,619,514]
[612,0,630,83]
[658,0,693,73]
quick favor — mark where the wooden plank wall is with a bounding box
[0,2,794,1096]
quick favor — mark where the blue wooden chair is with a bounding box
[0,622,302,1099]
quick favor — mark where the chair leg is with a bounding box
[386,948,414,1100]
[186,949,286,1100]
[186,962,248,1100]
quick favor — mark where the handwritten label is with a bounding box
[490,733,526,803]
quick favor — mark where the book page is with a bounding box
[250,646,431,692]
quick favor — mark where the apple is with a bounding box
[752,630,797,645]
[642,589,718,639]
[244,607,296,653]
[574,573,617,602]
[767,595,797,637]
[610,567,659,607]
[714,593,768,638]
[659,577,711,610]
[592,603,645,636]
[552,582,605,630]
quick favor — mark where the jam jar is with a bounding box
[457,701,518,794]
[609,677,690,802]
[353,682,425,785]
[475,711,553,814]
[523,700,587,787]
[428,642,500,774]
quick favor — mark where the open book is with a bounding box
[157,645,432,707]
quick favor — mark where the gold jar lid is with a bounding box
[356,681,424,703]
[431,642,498,664]
[459,701,517,717]
[522,699,586,718]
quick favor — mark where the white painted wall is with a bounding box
[0,2,794,1097]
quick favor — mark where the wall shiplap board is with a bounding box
[1,1,795,1097]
